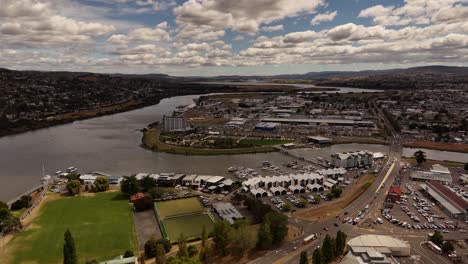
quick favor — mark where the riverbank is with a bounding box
[403,141,468,153]
[142,128,280,155]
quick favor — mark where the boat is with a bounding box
[227,166,237,173]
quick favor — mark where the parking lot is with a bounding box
[380,180,466,233]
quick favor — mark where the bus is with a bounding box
[427,241,442,254]
[303,234,317,244]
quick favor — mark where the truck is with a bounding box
[303,234,317,244]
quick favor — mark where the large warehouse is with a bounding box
[420,181,467,220]
[342,235,410,264]
[261,117,375,127]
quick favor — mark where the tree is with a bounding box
[299,251,308,264]
[140,176,158,192]
[145,237,159,258]
[265,212,288,245]
[133,195,154,212]
[335,230,347,256]
[314,195,321,203]
[231,192,245,205]
[149,187,166,199]
[212,220,231,256]
[331,187,343,198]
[282,203,291,211]
[156,243,167,264]
[442,241,454,253]
[299,199,308,208]
[158,238,172,253]
[414,150,427,166]
[312,248,322,264]
[230,220,257,256]
[123,250,134,258]
[430,231,444,247]
[11,195,31,210]
[187,245,198,257]
[201,225,207,248]
[257,218,273,249]
[66,180,81,195]
[63,229,77,264]
[120,175,140,196]
[94,176,109,192]
[322,235,335,264]
[177,233,188,258]
[326,192,334,201]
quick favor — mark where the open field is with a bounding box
[294,174,376,221]
[156,197,205,218]
[142,128,278,155]
[404,141,468,153]
[163,213,215,241]
[4,192,137,264]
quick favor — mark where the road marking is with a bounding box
[375,162,395,194]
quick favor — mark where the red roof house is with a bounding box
[130,192,144,203]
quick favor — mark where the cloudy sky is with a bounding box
[1,0,467,76]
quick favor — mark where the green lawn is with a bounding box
[163,214,215,241]
[156,197,205,218]
[8,192,137,264]
[238,138,293,147]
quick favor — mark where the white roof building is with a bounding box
[213,202,244,224]
[342,235,410,264]
[430,164,451,174]
[135,173,149,180]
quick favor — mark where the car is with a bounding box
[324,227,329,231]
[334,223,339,227]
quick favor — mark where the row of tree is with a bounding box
[120,175,167,198]
[430,231,455,254]
[242,196,289,249]
[0,201,22,234]
[302,230,347,264]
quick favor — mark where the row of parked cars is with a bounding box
[271,197,286,209]
[286,196,305,208]
[199,196,211,207]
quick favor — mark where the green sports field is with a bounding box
[6,192,137,264]
[156,197,205,218]
[163,213,215,241]
[154,197,215,241]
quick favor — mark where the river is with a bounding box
[197,81,380,93]
[402,148,468,163]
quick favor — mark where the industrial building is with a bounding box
[420,181,467,220]
[307,136,332,144]
[255,122,280,131]
[261,117,375,127]
[161,115,190,132]
[212,202,244,224]
[330,151,373,168]
[410,164,452,183]
[342,235,410,264]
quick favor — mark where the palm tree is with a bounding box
[414,150,426,166]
